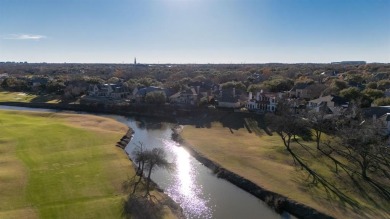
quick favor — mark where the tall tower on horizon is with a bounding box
[134,57,137,65]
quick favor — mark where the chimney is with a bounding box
[249,92,253,100]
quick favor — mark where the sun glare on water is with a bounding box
[163,139,212,218]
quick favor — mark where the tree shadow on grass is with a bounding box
[290,144,390,217]
[180,111,272,136]
[122,193,166,219]
[122,175,170,219]
[219,113,272,136]
[287,149,362,211]
[318,142,390,203]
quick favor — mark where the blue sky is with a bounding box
[0,0,389,63]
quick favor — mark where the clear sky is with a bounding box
[0,0,389,63]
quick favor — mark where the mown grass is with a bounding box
[0,91,37,102]
[0,91,60,103]
[181,118,390,219]
[0,110,176,219]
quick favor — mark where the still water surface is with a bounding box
[1,106,291,219]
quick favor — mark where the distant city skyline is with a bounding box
[1,0,389,64]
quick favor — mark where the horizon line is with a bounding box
[1,61,386,65]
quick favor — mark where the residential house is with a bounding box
[217,88,242,108]
[30,77,49,90]
[363,106,390,120]
[378,113,390,135]
[289,83,311,99]
[247,73,263,83]
[0,73,9,79]
[88,84,106,97]
[245,91,277,112]
[134,86,164,102]
[110,84,130,99]
[0,73,9,84]
[348,81,364,89]
[319,71,339,83]
[308,95,349,115]
[372,72,389,82]
[169,88,198,105]
[320,71,338,77]
[385,89,390,98]
[364,106,390,136]
[88,83,130,99]
[188,81,217,101]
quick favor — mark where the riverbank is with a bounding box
[172,125,331,219]
[177,122,390,219]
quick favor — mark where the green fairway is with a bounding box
[181,119,390,219]
[0,110,157,219]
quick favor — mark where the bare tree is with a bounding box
[143,148,173,197]
[336,120,388,180]
[331,119,390,199]
[266,101,312,151]
[306,108,334,149]
[131,142,147,194]
[122,145,175,219]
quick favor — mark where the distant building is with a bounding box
[134,57,137,65]
[331,61,366,65]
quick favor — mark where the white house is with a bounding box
[245,91,277,112]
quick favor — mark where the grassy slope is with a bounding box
[0,110,175,219]
[181,120,389,219]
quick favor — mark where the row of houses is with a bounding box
[89,80,386,116]
[87,83,279,112]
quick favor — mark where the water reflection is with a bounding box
[163,140,212,219]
